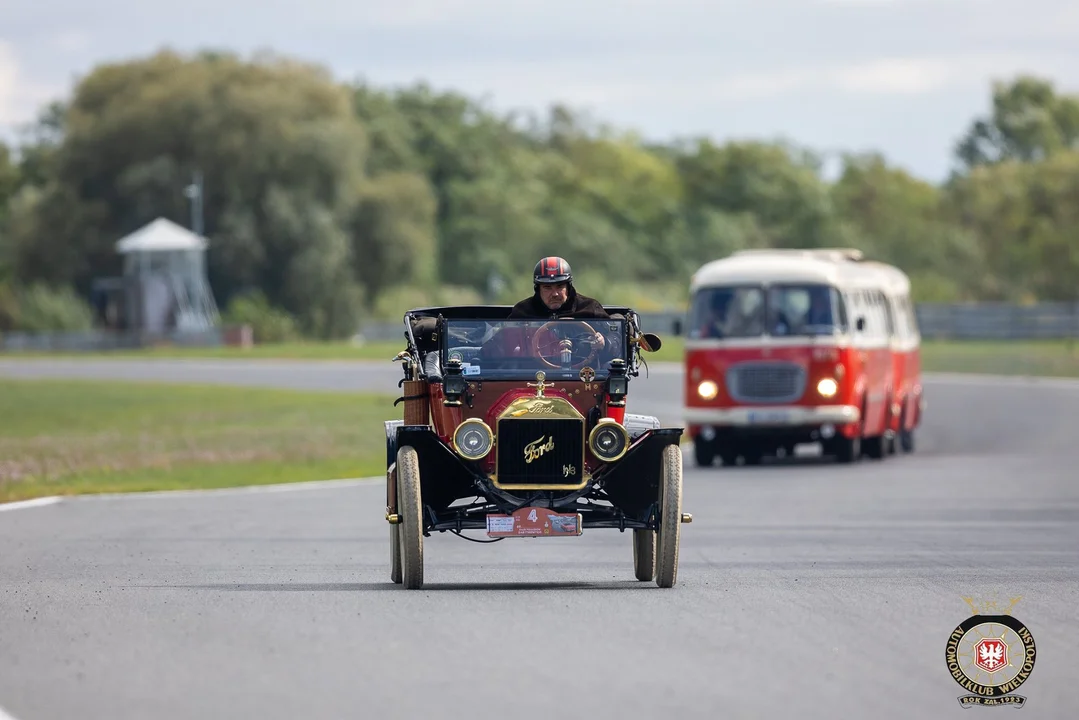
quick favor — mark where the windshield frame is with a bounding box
[439,316,630,382]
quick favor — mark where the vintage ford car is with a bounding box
[384,304,690,589]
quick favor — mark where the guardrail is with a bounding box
[913,303,1079,340]
[353,304,1079,342]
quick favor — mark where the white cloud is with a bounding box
[833,58,964,95]
[0,42,65,134]
[686,53,1070,101]
[1,0,1077,180]
[814,0,965,4]
[393,51,1069,113]
[48,30,92,53]
[354,0,502,27]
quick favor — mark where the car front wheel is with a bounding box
[396,445,424,589]
[655,443,683,588]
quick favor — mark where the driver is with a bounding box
[509,256,610,321]
[478,256,617,365]
[509,256,612,354]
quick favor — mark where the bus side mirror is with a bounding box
[672,318,683,336]
[856,317,865,332]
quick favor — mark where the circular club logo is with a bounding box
[945,601,1036,709]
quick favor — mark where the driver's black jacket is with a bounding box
[499,289,620,363]
[508,291,611,319]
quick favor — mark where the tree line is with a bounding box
[1,49,1077,339]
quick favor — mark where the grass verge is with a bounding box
[0,340,408,361]
[0,378,396,504]
[918,339,1079,377]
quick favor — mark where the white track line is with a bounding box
[0,477,383,512]
[923,372,1079,389]
[68,476,383,502]
[0,702,22,720]
[0,496,62,513]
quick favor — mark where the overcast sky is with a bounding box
[1,0,1077,182]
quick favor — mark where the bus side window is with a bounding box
[851,291,863,333]
[865,291,877,340]
[868,290,884,343]
[833,288,849,332]
[900,295,913,340]
[879,290,895,339]
[890,295,907,341]
[905,296,920,336]
[852,290,868,335]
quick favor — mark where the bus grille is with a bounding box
[726,362,806,404]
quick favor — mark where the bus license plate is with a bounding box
[747,410,792,425]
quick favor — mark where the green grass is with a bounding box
[0,378,397,504]
[0,339,409,361]
[5,337,1077,504]
[918,339,1079,377]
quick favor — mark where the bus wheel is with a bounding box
[693,437,715,467]
[741,449,763,466]
[898,408,915,453]
[864,435,885,460]
[832,435,860,463]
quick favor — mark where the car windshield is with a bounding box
[439,317,628,381]
[688,283,847,339]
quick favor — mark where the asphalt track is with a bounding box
[1,358,1077,719]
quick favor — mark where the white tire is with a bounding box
[654,443,683,588]
[396,445,424,589]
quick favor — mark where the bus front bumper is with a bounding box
[684,404,861,428]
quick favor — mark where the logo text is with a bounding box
[524,435,555,464]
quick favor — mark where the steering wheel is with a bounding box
[530,320,601,370]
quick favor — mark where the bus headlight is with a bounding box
[452,418,493,460]
[817,378,838,398]
[697,380,718,400]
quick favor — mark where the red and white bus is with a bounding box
[681,248,924,466]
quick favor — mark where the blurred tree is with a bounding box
[945,151,1079,302]
[345,171,438,307]
[832,152,988,301]
[5,50,1079,323]
[3,50,436,336]
[0,143,18,283]
[674,138,840,251]
[955,76,1079,171]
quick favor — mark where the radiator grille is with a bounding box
[496,417,584,487]
[726,362,807,403]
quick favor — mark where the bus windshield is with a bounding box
[688,283,848,339]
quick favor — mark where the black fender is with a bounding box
[385,419,403,469]
[394,424,481,514]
